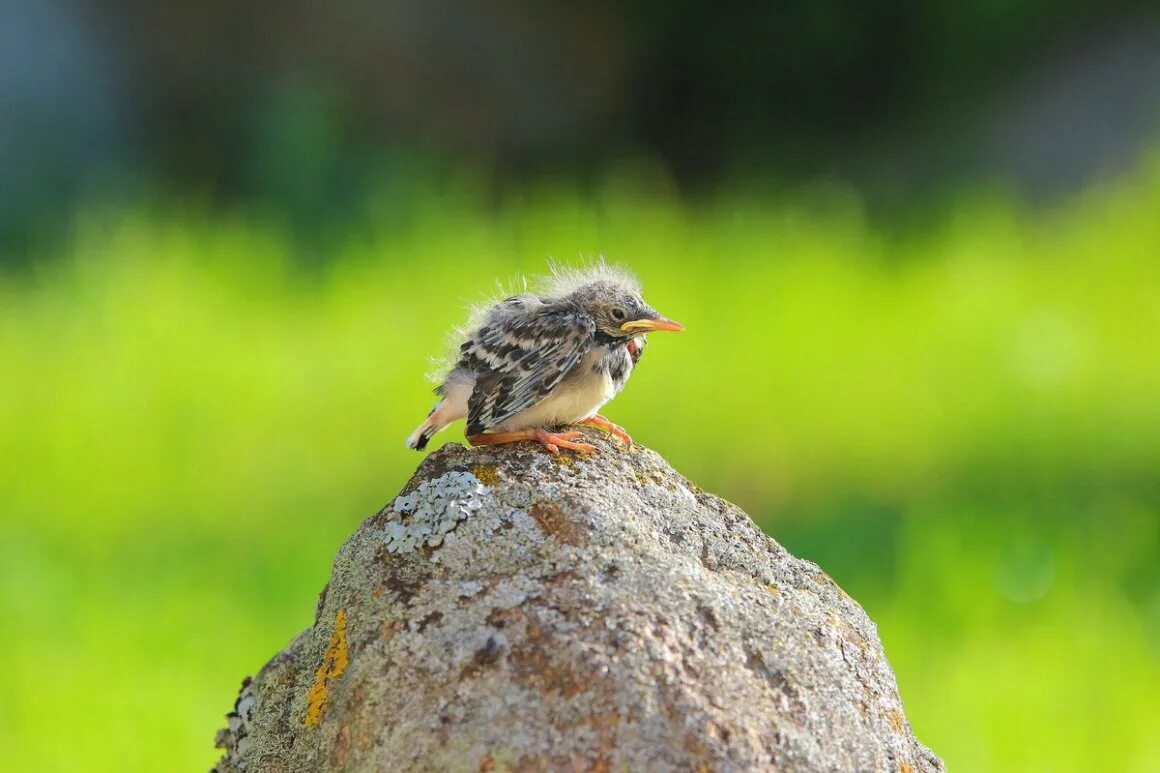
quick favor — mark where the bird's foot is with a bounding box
[572,415,633,447]
[535,429,598,455]
[466,429,597,456]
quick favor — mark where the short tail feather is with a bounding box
[405,381,471,451]
[405,403,450,451]
[405,416,438,451]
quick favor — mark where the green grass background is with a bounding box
[2,159,1159,771]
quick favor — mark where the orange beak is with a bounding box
[620,317,685,333]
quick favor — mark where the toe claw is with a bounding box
[537,430,598,455]
[572,416,632,448]
[560,441,596,454]
[532,429,598,455]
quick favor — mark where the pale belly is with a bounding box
[497,359,615,431]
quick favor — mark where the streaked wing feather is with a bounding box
[464,307,594,433]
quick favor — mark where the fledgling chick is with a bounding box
[406,263,683,455]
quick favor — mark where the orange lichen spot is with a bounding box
[766,583,781,596]
[900,763,915,773]
[305,609,349,727]
[471,464,501,486]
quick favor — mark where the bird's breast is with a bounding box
[495,344,632,430]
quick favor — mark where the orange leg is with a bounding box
[466,428,597,456]
[572,414,632,447]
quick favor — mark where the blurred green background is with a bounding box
[3,2,1160,771]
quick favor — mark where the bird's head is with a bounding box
[569,280,684,340]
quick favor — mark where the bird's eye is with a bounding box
[611,308,626,321]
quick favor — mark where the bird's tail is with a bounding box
[405,403,449,451]
[405,377,470,451]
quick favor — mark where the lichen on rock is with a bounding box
[383,469,490,552]
[213,434,944,773]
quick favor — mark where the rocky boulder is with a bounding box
[214,435,942,772]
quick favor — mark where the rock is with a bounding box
[213,435,943,772]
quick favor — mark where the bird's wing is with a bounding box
[462,305,595,433]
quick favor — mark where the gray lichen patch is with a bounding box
[384,470,489,553]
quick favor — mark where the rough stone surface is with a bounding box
[213,435,943,772]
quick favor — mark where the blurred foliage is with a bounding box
[1,154,1159,771]
[631,0,1136,162]
[7,2,1160,254]
[93,0,1153,175]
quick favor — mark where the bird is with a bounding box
[405,263,683,455]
